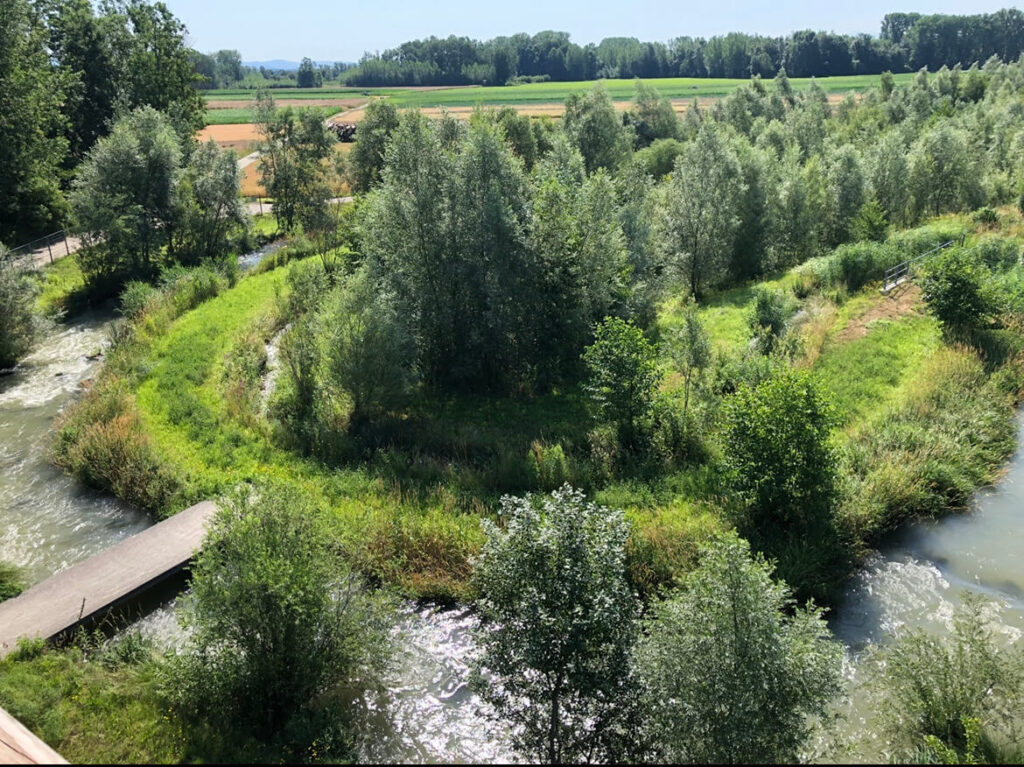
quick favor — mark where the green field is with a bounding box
[202,73,916,124]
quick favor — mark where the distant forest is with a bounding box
[338,9,1024,86]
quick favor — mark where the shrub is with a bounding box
[0,561,26,602]
[812,241,898,291]
[851,198,890,242]
[525,441,571,491]
[920,248,993,336]
[723,368,838,533]
[323,273,416,425]
[872,596,1024,762]
[973,236,1020,271]
[747,287,789,352]
[0,257,43,369]
[52,380,180,514]
[118,281,157,320]
[972,205,999,225]
[471,486,643,763]
[170,482,394,760]
[888,223,967,258]
[636,532,844,764]
[583,317,661,452]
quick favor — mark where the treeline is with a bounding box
[341,8,1024,86]
[1,0,205,244]
[189,53,354,90]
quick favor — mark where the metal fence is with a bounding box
[6,229,73,266]
[882,234,967,292]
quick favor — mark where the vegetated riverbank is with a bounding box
[2,210,1022,762]
[47,210,1024,602]
[40,207,1024,603]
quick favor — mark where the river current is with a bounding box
[2,311,1022,762]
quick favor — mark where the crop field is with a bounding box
[201,72,916,124]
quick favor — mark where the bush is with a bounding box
[471,486,642,763]
[812,241,898,291]
[872,595,1024,762]
[52,380,181,514]
[972,205,999,225]
[118,281,157,320]
[0,561,26,602]
[170,482,394,760]
[323,273,416,424]
[888,223,967,258]
[0,258,43,369]
[973,236,1020,271]
[525,441,572,491]
[850,198,890,242]
[920,248,993,336]
[583,317,661,452]
[747,287,789,352]
[636,532,843,764]
[723,368,838,533]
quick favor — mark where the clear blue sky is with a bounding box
[162,0,1018,62]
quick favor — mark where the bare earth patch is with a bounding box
[836,283,924,343]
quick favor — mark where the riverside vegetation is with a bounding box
[3,2,1024,761]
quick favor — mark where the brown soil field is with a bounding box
[240,143,352,198]
[198,123,262,144]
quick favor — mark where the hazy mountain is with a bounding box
[242,59,351,71]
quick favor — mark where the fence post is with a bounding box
[46,240,53,264]
[64,233,70,257]
[259,197,264,215]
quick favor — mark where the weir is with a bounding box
[0,501,215,658]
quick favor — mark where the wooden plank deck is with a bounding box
[0,707,67,764]
[0,501,216,658]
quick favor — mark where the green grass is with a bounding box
[203,87,406,100]
[384,74,915,109]
[36,254,88,317]
[815,313,942,426]
[0,645,182,763]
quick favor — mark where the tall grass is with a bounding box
[840,345,1023,543]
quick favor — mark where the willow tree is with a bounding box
[656,124,744,299]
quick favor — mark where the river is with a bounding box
[0,310,150,585]
[3,310,1022,762]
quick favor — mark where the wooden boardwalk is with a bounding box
[0,501,216,658]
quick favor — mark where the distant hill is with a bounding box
[243,59,351,71]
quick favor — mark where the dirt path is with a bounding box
[835,283,923,343]
[244,196,352,216]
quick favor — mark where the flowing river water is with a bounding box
[2,309,1022,762]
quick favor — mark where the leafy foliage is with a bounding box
[583,317,661,451]
[873,596,1024,762]
[724,368,838,532]
[255,91,335,232]
[920,248,993,336]
[170,482,394,760]
[0,0,70,242]
[636,532,844,764]
[0,560,26,602]
[471,486,641,764]
[0,255,44,369]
